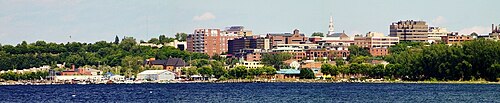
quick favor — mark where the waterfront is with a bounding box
[0,83,499,102]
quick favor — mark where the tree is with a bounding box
[121,56,143,77]
[114,35,120,44]
[175,33,188,41]
[261,53,293,69]
[183,67,199,79]
[148,38,161,44]
[321,64,333,75]
[300,68,315,79]
[229,66,248,79]
[119,37,137,51]
[348,45,371,58]
[213,66,227,79]
[311,32,324,37]
[197,66,213,80]
[486,64,500,81]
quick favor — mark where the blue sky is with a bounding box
[0,0,499,45]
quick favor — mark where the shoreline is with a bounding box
[1,79,499,86]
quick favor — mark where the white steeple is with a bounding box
[328,16,334,35]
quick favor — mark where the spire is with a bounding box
[328,16,334,35]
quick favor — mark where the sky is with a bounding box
[0,0,499,45]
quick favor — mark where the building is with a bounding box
[266,29,308,46]
[328,16,335,35]
[275,69,301,79]
[187,26,250,56]
[143,58,188,76]
[354,32,399,56]
[164,40,187,51]
[227,36,270,55]
[60,65,102,76]
[389,20,429,42]
[482,24,500,40]
[441,34,473,45]
[221,26,253,36]
[137,70,175,81]
[234,60,264,69]
[428,27,449,43]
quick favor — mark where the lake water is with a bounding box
[0,83,499,102]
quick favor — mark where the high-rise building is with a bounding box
[187,27,248,56]
[389,20,429,42]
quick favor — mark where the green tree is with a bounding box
[321,63,333,75]
[148,38,161,44]
[114,35,120,44]
[197,66,213,80]
[486,64,500,81]
[182,67,199,79]
[175,33,188,41]
[229,66,248,79]
[261,53,292,69]
[311,32,324,37]
[300,68,315,79]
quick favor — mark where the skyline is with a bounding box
[1,0,499,45]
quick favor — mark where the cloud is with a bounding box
[459,26,490,35]
[193,12,216,21]
[431,16,446,26]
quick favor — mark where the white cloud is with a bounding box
[459,26,490,35]
[193,12,216,21]
[431,16,446,26]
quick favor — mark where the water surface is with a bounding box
[0,83,499,102]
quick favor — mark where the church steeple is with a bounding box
[328,16,334,35]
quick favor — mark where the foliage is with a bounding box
[182,67,199,79]
[0,71,49,81]
[320,63,339,77]
[175,33,188,41]
[300,68,315,79]
[228,66,247,79]
[0,38,209,74]
[384,39,500,81]
[347,45,371,60]
[261,53,292,69]
[311,32,324,37]
[197,66,213,80]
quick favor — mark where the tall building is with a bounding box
[355,32,399,56]
[187,27,249,56]
[389,20,429,42]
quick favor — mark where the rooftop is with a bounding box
[276,69,300,75]
[138,70,169,75]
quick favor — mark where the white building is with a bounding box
[137,70,175,81]
[54,75,104,81]
[165,40,187,51]
[235,61,264,69]
[428,27,449,43]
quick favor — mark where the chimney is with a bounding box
[71,64,75,71]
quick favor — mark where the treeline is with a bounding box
[385,39,500,81]
[139,33,188,44]
[0,36,209,71]
[182,59,277,80]
[0,71,49,81]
